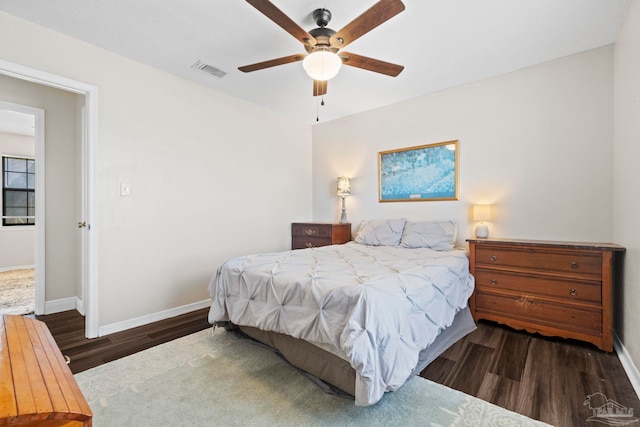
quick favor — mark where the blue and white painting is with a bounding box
[379,141,458,201]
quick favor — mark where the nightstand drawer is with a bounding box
[475,292,602,336]
[291,223,351,250]
[475,246,602,279]
[292,224,332,238]
[292,236,331,249]
[474,269,602,305]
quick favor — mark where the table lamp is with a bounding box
[337,176,351,224]
[473,204,492,238]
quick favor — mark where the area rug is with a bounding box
[0,268,34,316]
[75,328,552,427]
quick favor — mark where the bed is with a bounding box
[208,219,476,406]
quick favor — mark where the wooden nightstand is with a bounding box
[291,223,351,250]
[467,238,625,352]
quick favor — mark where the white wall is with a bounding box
[613,0,640,387]
[0,12,312,327]
[312,47,614,247]
[0,132,35,270]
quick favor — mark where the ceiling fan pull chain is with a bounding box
[315,94,327,122]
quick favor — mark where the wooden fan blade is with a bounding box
[238,54,305,72]
[340,52,404,77]
[313,80,327,96]
[246,0,316,47]
[330,0,405,49]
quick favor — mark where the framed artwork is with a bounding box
[378,140,459,202]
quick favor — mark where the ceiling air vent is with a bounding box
[191,60,227,79]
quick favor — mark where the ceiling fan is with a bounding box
[238,0,405,97]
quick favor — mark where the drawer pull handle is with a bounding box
[490,279,497,285]
[490,256,497,262]
[305,243,315,248]
[570,261,579,269]
[569,289,577,296]
[304,229,316,235]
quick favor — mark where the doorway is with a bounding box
[0,105,40,316]
[0,59,99,338]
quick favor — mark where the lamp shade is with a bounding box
[337,176,351,197]
[473,205,492,222]
[303,49,342,81]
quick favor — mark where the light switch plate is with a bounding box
[120,182,131,196]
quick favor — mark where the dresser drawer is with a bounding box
[474,269,602,305]
[292,224,332,238]
[475,246,602,279]
[475,292,602,336]
[292,236,331,249]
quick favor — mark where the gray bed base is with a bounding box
[223,307,476,399]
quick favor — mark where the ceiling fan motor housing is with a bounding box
[307,9,338,54]
[307,27,338,53]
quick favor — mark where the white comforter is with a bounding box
[208,242,474,406]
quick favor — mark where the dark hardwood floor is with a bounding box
[36,308,211,373]
[38,310,639,427]
[421,320,640,426]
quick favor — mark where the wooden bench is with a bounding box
[0,315,92,427]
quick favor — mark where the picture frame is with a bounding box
[378,140,459,202]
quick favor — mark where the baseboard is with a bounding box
[75,296,85,316]
[614,332,640,399]
[98,299,211,337]
[44,297,77,314]
[0,265,35,273]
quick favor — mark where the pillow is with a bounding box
[354,219,406,246]
[399,220,457,251]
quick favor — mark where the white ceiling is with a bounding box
[0,0,630,125]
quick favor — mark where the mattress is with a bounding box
[208,241,475,405]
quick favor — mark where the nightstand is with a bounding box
[467,238,625,352]
[291,223,351,250]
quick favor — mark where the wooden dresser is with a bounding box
[291,223,351,250]
[0,315,92,426]
[467,238,624,352]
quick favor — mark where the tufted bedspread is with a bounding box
[208,242,475,406]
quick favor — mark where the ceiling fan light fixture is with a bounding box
[303,48,342,81]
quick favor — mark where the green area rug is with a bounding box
[75,328,552,426]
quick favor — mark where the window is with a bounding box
[2,156,35,226]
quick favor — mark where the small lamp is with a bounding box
[473,205,492,238]
[337,176,351,224]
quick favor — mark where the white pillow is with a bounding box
[354,219,406,246]
[399,220,457,250]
